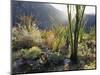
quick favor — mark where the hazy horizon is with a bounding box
[51,4,95,15]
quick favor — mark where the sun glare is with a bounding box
[51,4,95,15]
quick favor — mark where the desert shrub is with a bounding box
[51,25,67,52]
[84,61,96,69]
[12,16,42,50]
[20,46,42,59]
[52,38,60,51]
[41,30,55,49]
[45,31,55,49]
[13,46,42,61]
[28,46,42,58]
[12,46,42,73]
[48,52,65,65]
[40,25,68,53]
[88,26,96,41]
[12,35,35,50]
[52,37,66,52]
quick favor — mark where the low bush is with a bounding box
[12,16,42,51]
[13,46,42,61]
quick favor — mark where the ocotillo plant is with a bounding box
[67,5,85,64]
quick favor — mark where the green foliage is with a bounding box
[84,61,96,69]
[13,46,42,61]
[88,26,96,40]
[28,46,42,58]
[51,25,67,52]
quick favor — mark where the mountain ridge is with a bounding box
[12,1,96,30]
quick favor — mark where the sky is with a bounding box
[51,4,95,15]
